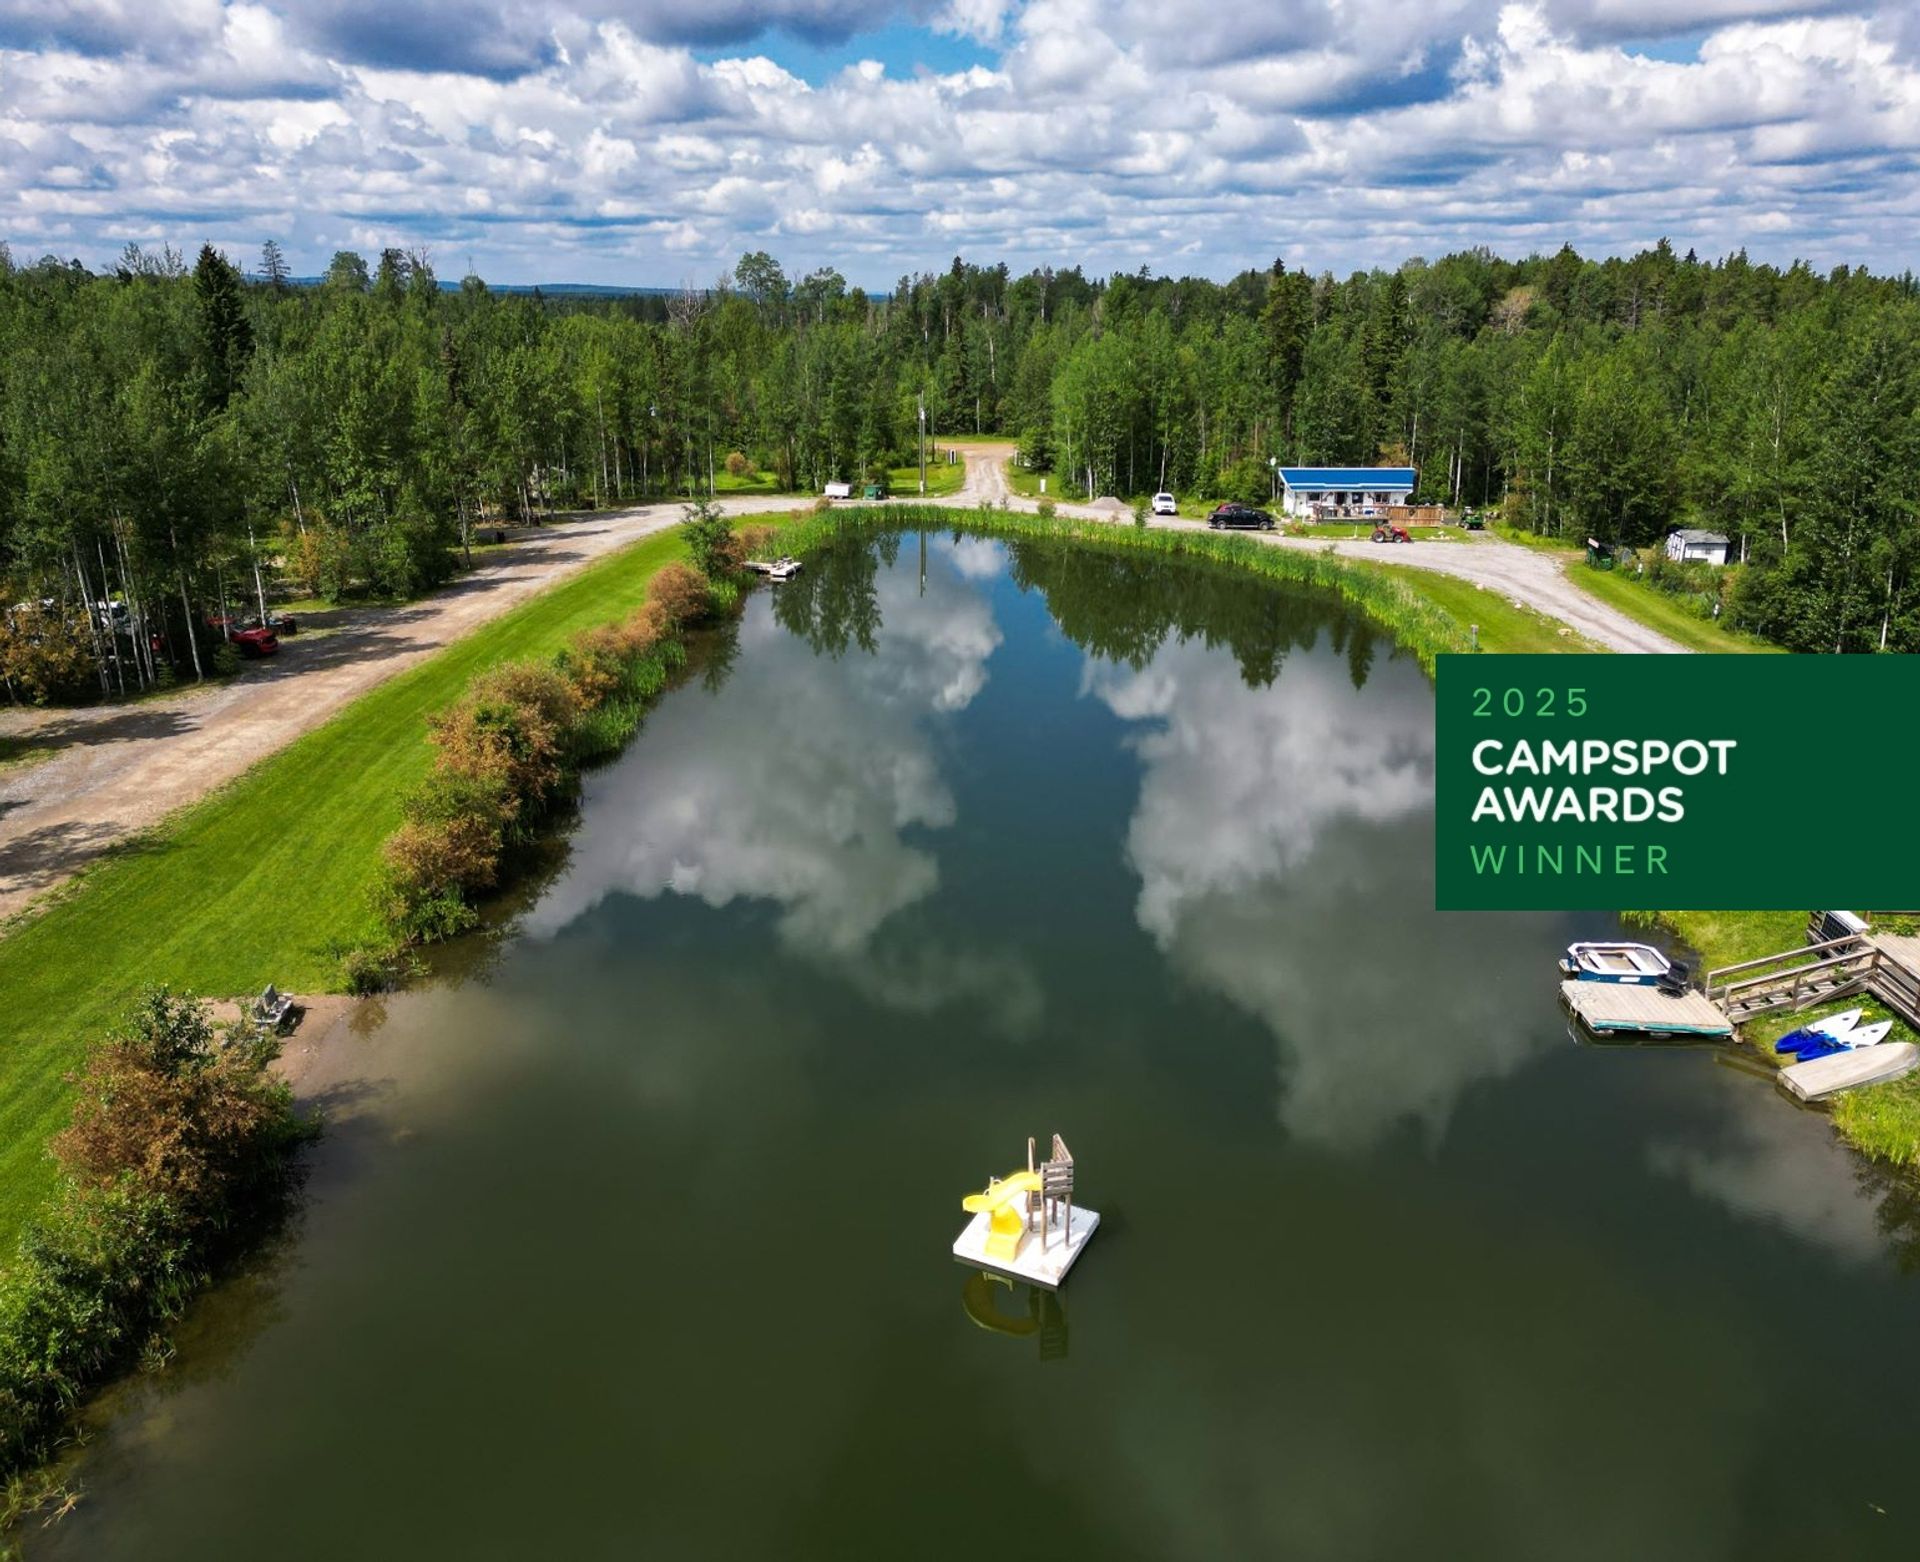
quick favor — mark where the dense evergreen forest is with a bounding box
[2,235,1917,699]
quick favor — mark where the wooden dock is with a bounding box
[1561,981,1733,1038]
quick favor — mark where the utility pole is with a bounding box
[918,392,927,495]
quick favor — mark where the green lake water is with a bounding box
[36,532,1920,1559]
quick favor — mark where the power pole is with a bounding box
[918,392,927,495]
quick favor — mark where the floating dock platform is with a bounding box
[1560,980,1733,1039]
[952,1205,1099,1290]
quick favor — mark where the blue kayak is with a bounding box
[1775,1007,1864,1055]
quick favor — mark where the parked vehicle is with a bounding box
[823,481,853,499]
[1372,525,1413,543]
[1151,492,1177,516]
[1462,509,1486,531]
[210,614,279,657]
[227,625,279,657]
[863,481,890,500]
[1207,504,1274,531]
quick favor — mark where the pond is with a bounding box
[37,530,1920,1560]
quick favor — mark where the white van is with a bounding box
[823,481,852,499]
[1151,492,1177,516]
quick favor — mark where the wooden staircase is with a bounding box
[1703,912,1920,1031]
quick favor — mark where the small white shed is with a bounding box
[1665,529,1729,566]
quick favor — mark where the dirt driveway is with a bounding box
[0,497,796,922]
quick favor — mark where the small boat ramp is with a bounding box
[1560,979,1733,1039]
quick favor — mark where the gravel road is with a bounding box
[0,496,796,921]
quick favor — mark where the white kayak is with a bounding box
[1779,1042,1919,1103]
[1811,1007,1863,1040]
[1842,1020,1893,1050]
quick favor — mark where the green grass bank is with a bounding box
[0,519,772,1246]
[1568,567,1783,654]
[770,505,1585,667]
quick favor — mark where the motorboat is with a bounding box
[1774,1008,1862,1055]
[766,556,803,583]
[1559,941,1686,987]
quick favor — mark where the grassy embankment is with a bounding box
[1488,523,1782,654]
[1370,566,1599,654]
[771,504,1588,666]
[1626,910,1920,1166]
[0,517,793,1249]
[1568,567,1783,654]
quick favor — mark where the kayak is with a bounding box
[1796,1019,1893,1062]
[1775,1008,1863,1055]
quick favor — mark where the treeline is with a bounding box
[2,237,1917,674]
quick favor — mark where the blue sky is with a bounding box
[2,2,1916,286]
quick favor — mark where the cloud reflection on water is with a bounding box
[523,545,1041,1033]
[1084,636,1561,1150]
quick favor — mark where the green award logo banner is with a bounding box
[1435,655,1920,910]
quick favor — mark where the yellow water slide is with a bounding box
[961,1171,1042,1261]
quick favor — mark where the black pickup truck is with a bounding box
[1207,504,1275,531]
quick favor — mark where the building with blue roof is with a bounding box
[1278,466,1416,520]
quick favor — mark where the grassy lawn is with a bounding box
[1005,462,1068,502]
[0,513,800,1248]
[1622,910,1809,971]
[887,457,967,498]
[1568,566,1784,654]
[1489,523,1583,558]
[1370,564,1603,654]
[711,469,790,497]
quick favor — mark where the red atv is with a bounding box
[208,615,280,657]
[1371,525,1413,544]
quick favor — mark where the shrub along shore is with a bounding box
[377,556,734,949]
[0,991,311,1508]
[0,513,790,1252]
[0,525,751,1512]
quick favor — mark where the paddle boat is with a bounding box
[1774,1008,1863,1056]
[1558,941,1687,987]
[1794,1019,1893,1062]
